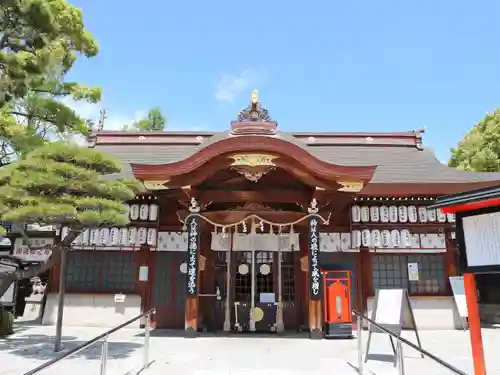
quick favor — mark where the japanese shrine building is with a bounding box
[41,92,500,335]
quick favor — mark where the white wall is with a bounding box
[42,293,142,328]
[366,296,463,330]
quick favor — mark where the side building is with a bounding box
[40,95,500,332]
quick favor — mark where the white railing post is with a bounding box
[357,314,364,375]
[396,339,405,375]
[143,312,151,369]
[99,336,108,375]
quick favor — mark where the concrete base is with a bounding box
[18,295,44,324]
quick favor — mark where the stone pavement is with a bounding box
[0,324,499,375]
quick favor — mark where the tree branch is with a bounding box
[11,111,55,125]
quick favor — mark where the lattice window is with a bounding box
[280,252,295,302]
[234,272,251,301]
[66,252,136,293]
[256,271,273,294]
[372,254,446,295]
[256,251,273,264]
[281,265,295,302]
[235,251,251,301]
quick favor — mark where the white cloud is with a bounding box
[61,98,144,130]
[215,69,263,104]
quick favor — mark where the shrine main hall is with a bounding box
[39,91,500,337]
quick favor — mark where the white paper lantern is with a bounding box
[148,204,159,221]
[147,228,157,246]
[109,228,119,246]
[427,208,437,222]
[74,232,82,246]
[360,206,370,223]
[61,226,70,241]
[89,229,99,245]
[351,230,361,248]
[128,227,138,245]
[81,229,90,245]
[371,229,381,248]
[351,205,361,223]
[138,227,147,244]
[99,228,109,246]
[119,228,129,246]
[390,230,401,247]
[381,230,390,247]
[130,204,140,220]
[361,229,371,247]
[408,206,418,223]
[139,204,149,221]
[389,206,399,223]
[400,229,411,247]
[380,206,389,223]
[418,207,428,223]
[398,206,408,223]
[370,206,380,222]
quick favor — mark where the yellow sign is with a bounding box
[143,180,169,190]
[229,154,277,167]
[337,180,364,193]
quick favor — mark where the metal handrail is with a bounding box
[352,309,468,375]
[23,308,156,375]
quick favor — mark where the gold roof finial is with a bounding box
[251,89,258,104]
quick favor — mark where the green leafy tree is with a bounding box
[449,110,500,172]
[122,107,166,131]
[0,0,101,165]
[0,142,144,310]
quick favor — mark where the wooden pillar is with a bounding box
[464,273,486,375]
[307,199,323,339]
[184,199,201,338]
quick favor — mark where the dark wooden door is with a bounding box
[151,252,186,328]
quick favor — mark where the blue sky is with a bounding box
[68,0,500,162]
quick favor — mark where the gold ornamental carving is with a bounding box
[229,154,277,183]
[143,180,169,190]
[337,180,364,193]
[229,154,277,167]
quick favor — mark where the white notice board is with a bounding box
[462,211,500,267]
[407,263,419,281]
[373,289,404,327]
[449,276,468,318]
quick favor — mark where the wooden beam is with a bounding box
[197,188,311,205]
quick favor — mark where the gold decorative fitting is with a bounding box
[229,154,277,167]
[143,180,169,190]
[238,170,269,183]
[230,154,277,183]
[337,180,364,193]
[251,89,259,104]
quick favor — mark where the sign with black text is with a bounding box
[308,217,321,300]
[186,216,200,296]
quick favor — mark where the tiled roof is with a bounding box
[93,130,500,184]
